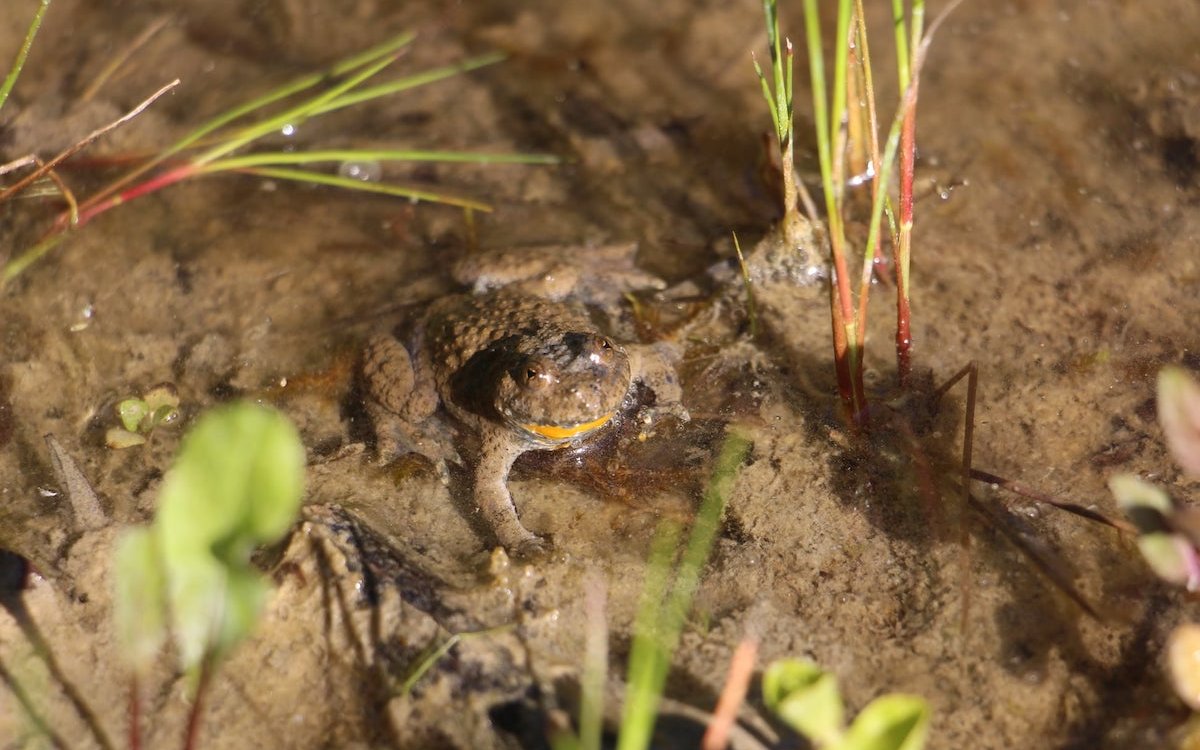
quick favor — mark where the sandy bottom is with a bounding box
[0,0,1198,747]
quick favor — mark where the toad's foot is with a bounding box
[474,442,548,558]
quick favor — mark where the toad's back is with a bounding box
[421,291,596,386]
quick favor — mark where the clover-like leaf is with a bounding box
[151,402,305,673]
[763,658,844,746]
[1159,367,1200,478]
[1109,473,1200,589]
[841,694,929,750]
[117,398,149,433]
[113,529,168,672]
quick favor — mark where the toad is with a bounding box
[362,244,686,558]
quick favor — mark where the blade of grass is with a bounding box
[315,52,505,115]
[617,521,681,750]
[192,51,404,166]
[0,0,51,115]
[2,232,64,284]
[617,430,751,750]
[894,0,924,386]
[202,149,558,171]
[79,15,169,103]
[77,31,418,212]
[801,0,865,421]
[732,232,759,340]
[579,570,608,750]
[851,0,895,358]
[232,166,494,211]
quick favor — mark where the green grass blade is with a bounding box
[2,231,64,285]
[229,165,493,211]
[204,149,557,172]
[893,0,911,90]
[193,51,403,165]
[313,53,504,115]
[829,0,852,211]
[801,0,833,217]
[752,56,783,143]
[579,571,608,750]
[670,431,751,626]
[860,90,907,290]
[617,430,751,750]
[618,522,681,750]
[0,0,51,115]
[178,31,418,158]
[328,30,418,77]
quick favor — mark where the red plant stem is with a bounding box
[128,675,141,750]
[183,658,212,750]
[702,635,759,750]
[829,279,856,423]
[894,69,918,389]
[70,164,195,230]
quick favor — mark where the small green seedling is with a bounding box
[763,659,929,750]
[552,429,752,750]
[114,402,305,746]
[1108,367,1200,591]
[1108,367,1200,719]
[106,383,181,449]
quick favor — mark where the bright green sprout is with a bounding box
[764,658,929,750]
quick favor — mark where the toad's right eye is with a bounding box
[521,358,556,389]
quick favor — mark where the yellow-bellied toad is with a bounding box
[362,246,685,558]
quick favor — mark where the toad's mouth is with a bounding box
[521,412,614,441]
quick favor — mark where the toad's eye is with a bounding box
[521,358,555,389]
[580,334,617,364]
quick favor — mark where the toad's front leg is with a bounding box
[472,437,548,559]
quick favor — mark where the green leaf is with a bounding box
[1158,367,1200,478]
[155,402,305,672]
[106,426,147,449]
[1109,473,1173,516]
[113,529,168,671]
[841,694,929,750]
[1108,474,1196,588]
[762,659,844,746]
[117,398,149,432]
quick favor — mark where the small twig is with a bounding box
[702,630,759,750]
[0,154,37,176]
[80,15,170,103]
[970,468,1134,533]
[732,232,759,340]
[0,79,180,204]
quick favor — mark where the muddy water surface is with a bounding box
[0,0,1198,748]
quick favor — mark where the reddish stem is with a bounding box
[69,164,196,230]
[895,82,917,388]
[128,675,141,750]
[183,658,212,750]
[702,635,759,750]
[829,281,857,424]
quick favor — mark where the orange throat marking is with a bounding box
[522,412,614,441]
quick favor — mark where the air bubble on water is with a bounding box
[280,123,297,137]
[337,160,382,183]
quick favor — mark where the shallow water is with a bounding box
[0,0,1198,747]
